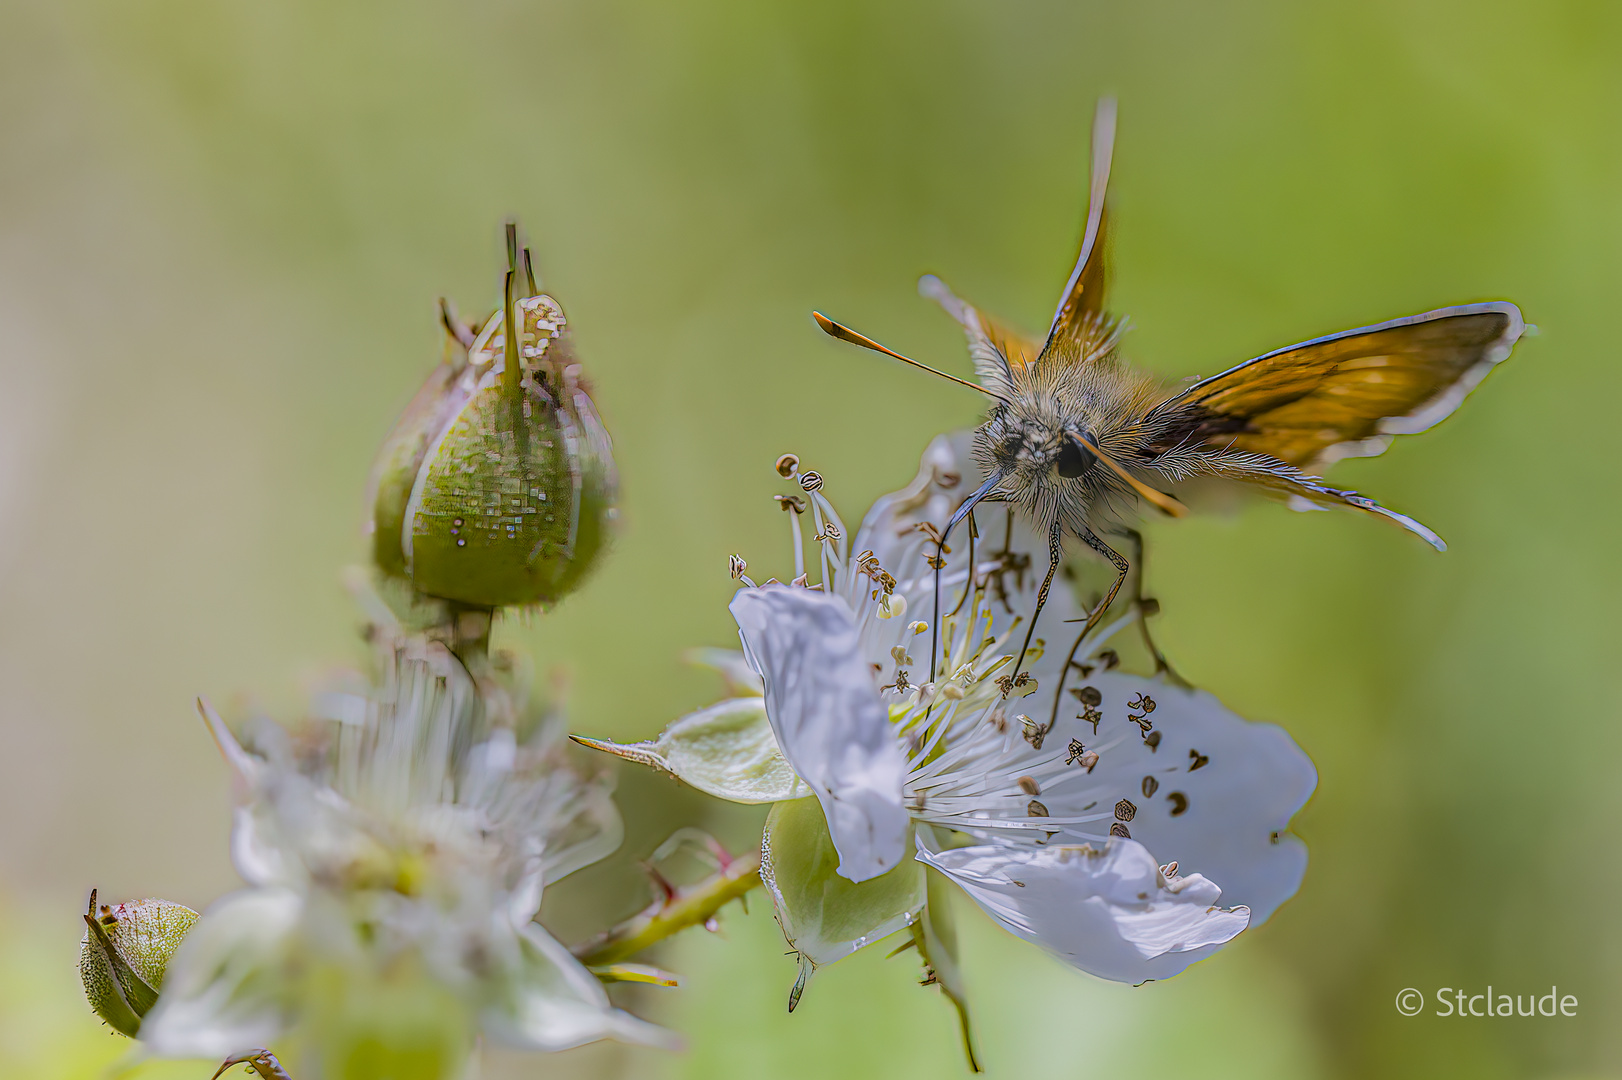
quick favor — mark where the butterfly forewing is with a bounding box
[1146,303,1524,470]
[1038,97,1117,365]
[919,274,1042,395]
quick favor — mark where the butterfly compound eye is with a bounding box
[1056,435,1097,479]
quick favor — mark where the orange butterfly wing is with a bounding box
[1039,97,1117,363]
[1148,304,1525,470]
[1142,304,1525,549]
[923,98,1120,389]
[918,274,1041,396]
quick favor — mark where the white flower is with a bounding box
[140,628,671,1072]
[585,434,1316,990]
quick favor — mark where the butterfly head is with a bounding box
[974,388,1110,510]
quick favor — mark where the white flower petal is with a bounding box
[198,701,301,889]
[139,888,302,1058]
[536,774,625,889]
[916,837,1249,983]
[731,585,910,883]
[1004,672,1316,928]
[685,646,765,697]
[481,920,677,1052]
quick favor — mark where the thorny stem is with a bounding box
[571,848,762,967]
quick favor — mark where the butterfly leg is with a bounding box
[1009,519,1064,681]
[1045,526,1129,731]
[1076,525,1130,642]
[1122,528,1189,686]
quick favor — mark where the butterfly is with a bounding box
[813,98,1526,692]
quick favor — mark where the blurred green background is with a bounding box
[1,0,1616,1077]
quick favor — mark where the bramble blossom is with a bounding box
[583,434,1315,1014]
[139,621,670,1077]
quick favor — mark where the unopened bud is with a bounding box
[369,222,618,609]
[79,889,199,1037]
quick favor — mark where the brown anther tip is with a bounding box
[1016,775,1040,796]
[775,494,807,514]
[775,453,800,477]
[798,471,824,492]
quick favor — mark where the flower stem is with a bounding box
[571,849,762,967]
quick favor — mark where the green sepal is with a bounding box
[81,912,146,1037]
[915,868,980,1072]
[760,798,924,1009]
[588,962,681,987]
[84,911,162,1017]
[573,697,805,804]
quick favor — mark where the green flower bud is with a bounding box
[369,223,618,610]
[79,889,200,1038]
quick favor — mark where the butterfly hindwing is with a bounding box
[1146,302,1525,470]
[918,274,1040,397]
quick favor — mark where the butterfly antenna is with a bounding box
[813,312,1009,403]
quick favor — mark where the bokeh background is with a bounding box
[1,1,1617,1077]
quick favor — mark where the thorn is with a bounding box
[640,862,677,905]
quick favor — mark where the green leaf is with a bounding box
[574,698,806,803]
[760,797,924,997]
